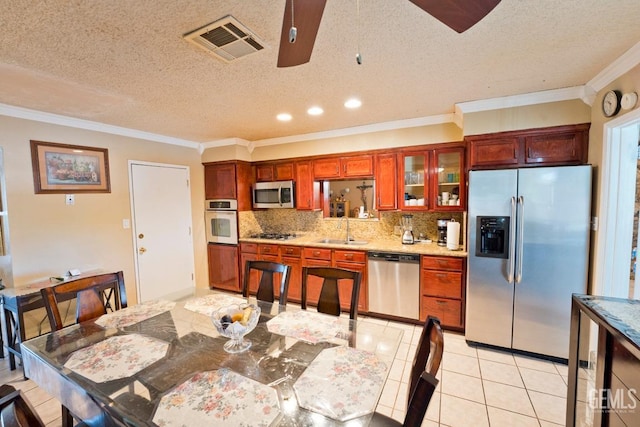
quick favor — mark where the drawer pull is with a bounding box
[436,300,448,305]
[345,254,353,259]
[313,251,320,257]
[436,273,447,279]
[285,248,293,254]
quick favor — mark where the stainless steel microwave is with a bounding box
[253,180,295,209]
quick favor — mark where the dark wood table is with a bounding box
[566,294,640,427]
[1,271,119,372]
[21,290,403,426]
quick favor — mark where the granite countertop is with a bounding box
[575,294,640,349]
[239,234,468,257]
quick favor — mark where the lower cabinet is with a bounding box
[281,245,303,301]
[333,250,367,313]
[420,255,465,330]
[208,243,240,292]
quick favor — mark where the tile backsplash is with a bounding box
[239,210,465,244]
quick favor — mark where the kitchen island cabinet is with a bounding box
[420,255,465,330]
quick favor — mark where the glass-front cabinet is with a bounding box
[402,153,427,209]
[399,144,465,211]
[433,148,463,210]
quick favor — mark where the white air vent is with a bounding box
[183,15,266,63]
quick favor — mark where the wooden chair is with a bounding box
[301,267,362,320]
[370,316,444,427]
[41,271,127,332]
[0,384,46,427]
[40,271,127,427]
[242,261,291,305]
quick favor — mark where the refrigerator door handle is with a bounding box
[516,195,525,283]
[507,196,517,283]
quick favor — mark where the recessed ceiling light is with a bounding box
[344,98,362,109]
[277,113,292,121]
[307,106,324,116]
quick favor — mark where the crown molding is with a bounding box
[455,86,586,114]
[0,103,200,149]
[586,40,640,94]
[244,114,456,147]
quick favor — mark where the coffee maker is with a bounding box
[437,219,448,247]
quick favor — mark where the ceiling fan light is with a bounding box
[344,98,362,109]
[277,113,292,121]
[307,106,323,116]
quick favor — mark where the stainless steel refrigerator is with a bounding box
[465,165,591,359]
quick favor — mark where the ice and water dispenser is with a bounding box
[475,216,510,259]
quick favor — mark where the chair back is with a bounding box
[41,271,127,331]
[408,316,444,404]
[0,384,46,427]
[301,267,362,320]
[402,372,439,427]
[242,261,291,305]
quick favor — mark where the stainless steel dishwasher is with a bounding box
[367,251,420,320]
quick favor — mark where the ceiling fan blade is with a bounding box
[409,0,501,33]
[277,0,327,68]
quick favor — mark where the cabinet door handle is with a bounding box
[343,164,346,173]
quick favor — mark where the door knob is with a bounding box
[139,247,147,254]
[138,234,144,239]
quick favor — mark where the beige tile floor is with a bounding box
[1,313,570,426]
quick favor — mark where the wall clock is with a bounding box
[621,92,638,110]
[602,90,622,117]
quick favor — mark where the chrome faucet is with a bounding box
[338,216,353,242]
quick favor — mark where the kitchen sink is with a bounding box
[314,238,369,245]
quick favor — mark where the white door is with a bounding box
[130,161,195,302]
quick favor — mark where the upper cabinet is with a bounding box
[399,144,465,212]
[255,161,294,182]
[313,155,373,180]
[203,161,254,211]
[295,160,321,211]
[466,123,590,170]
[375,153,397,211]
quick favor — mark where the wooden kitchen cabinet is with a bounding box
[375,153,397,211]
[208,243,240,292]
[333,250,368,313]
[295,160,321,211]
[399,143,465,212]
[280,245,303,301]
[420,255,465,330]
[313,155,373,179]
[302,247,332,306]
[255,161,294,182]
[203,161,254,210]
[466,123,590,169]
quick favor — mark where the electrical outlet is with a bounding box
[65,194,74,205]
[122,219,130,229]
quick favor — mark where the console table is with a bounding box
[567,294,640,426]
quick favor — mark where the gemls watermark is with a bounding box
[589,388,638,413]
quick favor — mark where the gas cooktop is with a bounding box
[250,233,298,240]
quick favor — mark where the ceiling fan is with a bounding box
[277,0,501,68]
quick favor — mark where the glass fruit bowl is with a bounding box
[211,303,261,353]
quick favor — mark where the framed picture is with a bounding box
[30,140,111,193]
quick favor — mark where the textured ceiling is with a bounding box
[1,1,640,144]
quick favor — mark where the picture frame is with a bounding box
[30,140,111,194]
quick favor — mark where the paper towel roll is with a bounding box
[447,220,460,250]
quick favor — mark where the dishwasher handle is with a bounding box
[368,251,420,263]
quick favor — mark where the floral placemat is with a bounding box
[64,334,169,382]
[265,310,349,344]
[293,346,388,421]
[183,294,247,317]
[95,300,175,329]
[153,369,280,426]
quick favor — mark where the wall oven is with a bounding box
[205,199,238,245]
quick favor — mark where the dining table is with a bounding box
[21,290,404,426]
